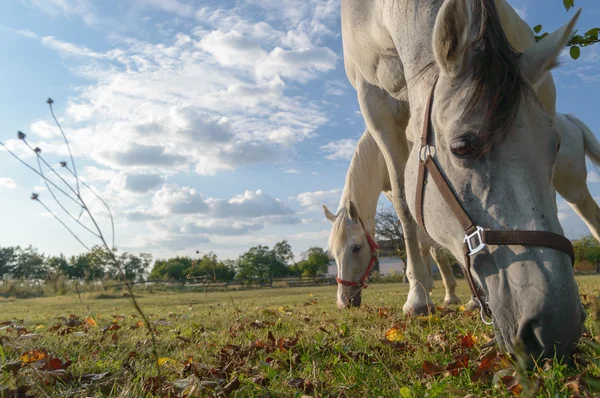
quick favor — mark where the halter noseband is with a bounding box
[336,219,380,289]
[415,76,575,321]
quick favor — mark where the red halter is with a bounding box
[335,219,380,289]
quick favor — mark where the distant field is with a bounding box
[1,276,600,397]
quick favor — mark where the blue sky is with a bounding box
[0,0,598,262]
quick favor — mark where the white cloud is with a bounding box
[134,0,195,18]
[206,189,294,219]
[513,5,527,20]
[24,0,98,26]
[153,184,209,215]
[199,30,267,68]
[0,178,17,189]
[125,209,162,222]
[325,80,347,96]
[124,174,164,193]
[30,120,61,139]
[320,139,357,161]
[295,188,341,211]
[180,220,263,236]
[1,27,38,39]
[255,46,337,82]
[41,36,105,58]
[588,172,600,183]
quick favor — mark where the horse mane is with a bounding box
[413,0,531,158]
[327,130,386,258]
[465,0,530,157]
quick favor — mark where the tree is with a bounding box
[572,234,600,271]
[235,245,289,280]
[12,246,46,279]
[117,252,150,282]
[148,257,193,281]
[375,204,406,260]
[292,247,330,278]
[0,247,17,280]
[533,1,598,60]
[273,240,294,266]
[187,252,235,282]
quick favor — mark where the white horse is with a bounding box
[336,0,584,361]
[324,129,462,306]
[325,110,600,309]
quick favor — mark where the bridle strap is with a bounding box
[336,219,380,289]
[415,77,575,321]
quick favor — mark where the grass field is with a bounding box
[1,276,600,397]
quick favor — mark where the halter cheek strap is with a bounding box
[336,219,380,289]
[415,76,575,322]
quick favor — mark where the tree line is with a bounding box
[149,241,330,282]
[0,240,331,283]
[0,245,152,282]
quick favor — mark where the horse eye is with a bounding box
[450,137,477,158]
[352,245,361,253]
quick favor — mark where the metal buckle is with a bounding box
[464,226,486,255]
[418,145,433,162]
[480,305,494,325]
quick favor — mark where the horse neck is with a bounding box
[338,131,388,236]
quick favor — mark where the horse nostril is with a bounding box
[348,287,362,307]
[517,319,543,357]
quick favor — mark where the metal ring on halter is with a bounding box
[418,145,435,162]
[480,304,494,325]
[464,226,486,255]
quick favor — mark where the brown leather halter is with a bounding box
[336,219,380,289]
[415,77,575,321]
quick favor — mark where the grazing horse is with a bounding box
[326,110,600,310]
[323,129,461,308]
[340,0,584,361]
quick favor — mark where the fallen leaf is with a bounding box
[32,369,72,386]
[252,376,269,386]
[423,360,443,376]
[446,355,469,376]
[384,325,405,342]
[223,377,241,394]
[84,317,97,327]
[82,372,110,382]
[427,332,447,348]
[458,334,477,349]
[18,333,40,340]
[378,307,389,318]
[500,375,522,396]
[1,361,22,375]
[288,378,314,394]
[20,350,48,364]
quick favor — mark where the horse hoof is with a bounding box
[444,296,462,305]
[403,304,436,316]
[465,298,481,311]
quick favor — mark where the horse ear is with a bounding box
[323,205,337,223]
[432,0,472,78]
[519,9,580,85]
[346,199,359,223]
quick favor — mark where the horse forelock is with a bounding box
[462,0,531,157]
[327,207,348,259]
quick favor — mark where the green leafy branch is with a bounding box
[533,0,599,60]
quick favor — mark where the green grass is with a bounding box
[1,276,600,397]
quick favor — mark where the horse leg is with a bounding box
[355,79,434,315]
[554,114,600,242]
[430,245,461,305]
[559,184,600,242]
[417,231,434,294]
